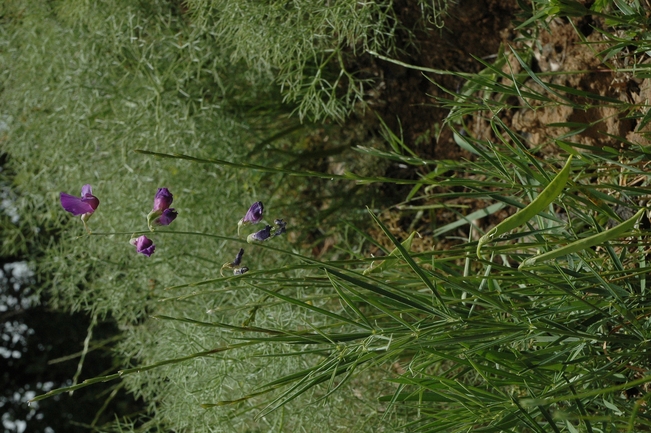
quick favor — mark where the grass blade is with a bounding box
[477,155,573,259]
[366,209,452,317]
[519,208,645,268]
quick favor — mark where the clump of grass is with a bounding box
[28,134,651,432]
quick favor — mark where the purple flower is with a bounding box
[148,188,177,230]
[220,248,246,276]
[231,248,245,267]
[247,225,272,243]
[60,184,100,232]
[238,201,264,235]
[60,184,100,216]
[153,188,174,212]
[242,202,264,224]
[131,235,155,257]
[154,208,178,226]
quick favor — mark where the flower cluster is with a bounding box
[60,185,179,257]
[246,221,286,244]
[147,188,178,230]
[60,187,287,271]
[237,202,287,244]
[221,202,288,275]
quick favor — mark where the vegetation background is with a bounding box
[3,0,651,432]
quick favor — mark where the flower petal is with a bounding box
[60,192,95,216]
[156,208,177,226]
[233,267,249,276]
[81,184,93,198]
[273,219,286,237]
[153,188,174,212]
[139,244,156,257]
[242,201,264,224]
[231,248,244,267]
[135,235,156,257]
[82,195,100,212]
[247,225,272,243]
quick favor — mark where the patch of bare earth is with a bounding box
[507,15,650,150]
[341,1,651,255]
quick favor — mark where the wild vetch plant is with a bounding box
[46,142,651,432]
[7,1,651,432]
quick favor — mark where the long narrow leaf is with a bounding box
[135,149,427,185]
[248,283,369,329]
[366,209,452,317]
[477,155,573,258]
[519,208,645,268]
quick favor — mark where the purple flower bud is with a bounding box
[231,248,244,267]
[220,248,245,276]
[154,208,178,226]
[247,225,272,243]
[238,201,264,236]
[148,188,177,230]
[243,202,264,224]
[153,188,174,212]
[131,235,155,257]
[60,184,99,216]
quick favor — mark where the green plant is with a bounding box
[7,0,651,432]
